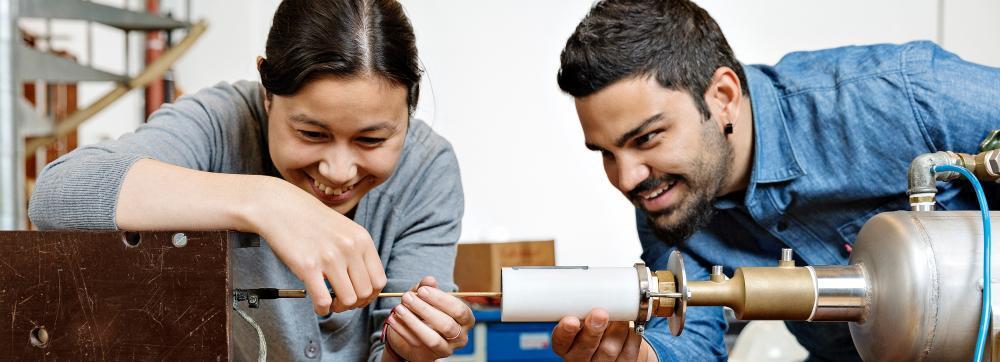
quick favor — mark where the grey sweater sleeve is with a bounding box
[367,136,465,361]
[29,81,263,230]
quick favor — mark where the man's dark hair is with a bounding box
[258,0,421,113]
[557,0,747,119]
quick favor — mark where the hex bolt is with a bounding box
[172,233,188,248]
[987,152,999,176]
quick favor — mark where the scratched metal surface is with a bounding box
[0,231,231,360]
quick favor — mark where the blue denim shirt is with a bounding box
[639,41,1000,361]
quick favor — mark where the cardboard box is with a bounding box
[454,240,555,292]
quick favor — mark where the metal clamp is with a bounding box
[634,262,651,335]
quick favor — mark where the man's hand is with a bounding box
[551,308,652,362]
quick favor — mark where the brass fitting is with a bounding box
[648,250,866,337]
[975,149,999,182]
[907,146,1000,210]
[653,270,676,317]
[687,266,816,320]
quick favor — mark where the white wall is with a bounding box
[699,0,937,64]
[170,0,276,91]
[399,0,638,266]
[39,0,999,266]
[941,0,1000,67]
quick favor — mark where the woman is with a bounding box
[28,0,472,360]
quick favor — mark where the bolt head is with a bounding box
[171,233,188,248]
[988,156,1000,175]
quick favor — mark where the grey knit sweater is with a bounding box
[29,81,464,361]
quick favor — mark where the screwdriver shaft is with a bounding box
[272,289,502,299]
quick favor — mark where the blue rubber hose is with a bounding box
[933,164,992,362]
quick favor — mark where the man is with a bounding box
[549,0,1000,360]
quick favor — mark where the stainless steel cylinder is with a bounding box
[849,211,1000,361]
[807,265,866,321]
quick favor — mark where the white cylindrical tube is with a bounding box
[500,266,640,322]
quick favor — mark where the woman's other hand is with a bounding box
[383,276,475,361]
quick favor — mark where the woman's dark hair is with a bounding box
[259,0,421,113]
[557,0,747,120]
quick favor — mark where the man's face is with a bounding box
[266,75,409,215]
[576,76,733,243]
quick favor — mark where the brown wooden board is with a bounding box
[0,231,234,360]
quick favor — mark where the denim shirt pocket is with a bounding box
[836,200,909,246]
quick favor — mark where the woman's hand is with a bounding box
[246,177,387,315]
[114,161,386,316]
[383,276,475,361]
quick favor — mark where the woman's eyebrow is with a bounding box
[357,122,397,133]
[289,114,329,131]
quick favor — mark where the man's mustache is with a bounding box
[627,174,680,202]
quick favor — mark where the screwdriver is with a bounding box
[239,288,502,300]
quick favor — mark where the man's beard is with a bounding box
[631,121,734,245]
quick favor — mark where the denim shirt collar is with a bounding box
[714,66,806,211]
[745,65,806,184]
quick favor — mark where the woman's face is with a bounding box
[265,75,409,215]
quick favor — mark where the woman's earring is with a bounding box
[724,123,734,135]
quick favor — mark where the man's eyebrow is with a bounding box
[614,113,663,147]
[289,114,329,130]
[584,113,664,152]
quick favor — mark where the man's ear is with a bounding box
[704,67,743,132]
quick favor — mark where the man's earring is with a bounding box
[724,123,734,135]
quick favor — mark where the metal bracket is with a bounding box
[233,289,260,309]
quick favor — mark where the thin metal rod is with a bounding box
[378,292,503,298]
[275,289,502,299]
[647,292,683,298]
[123,30,130,76]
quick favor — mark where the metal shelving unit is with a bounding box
[0,0,202,230]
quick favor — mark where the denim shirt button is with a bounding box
[305,339,319,359]
[776,220,789,232]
